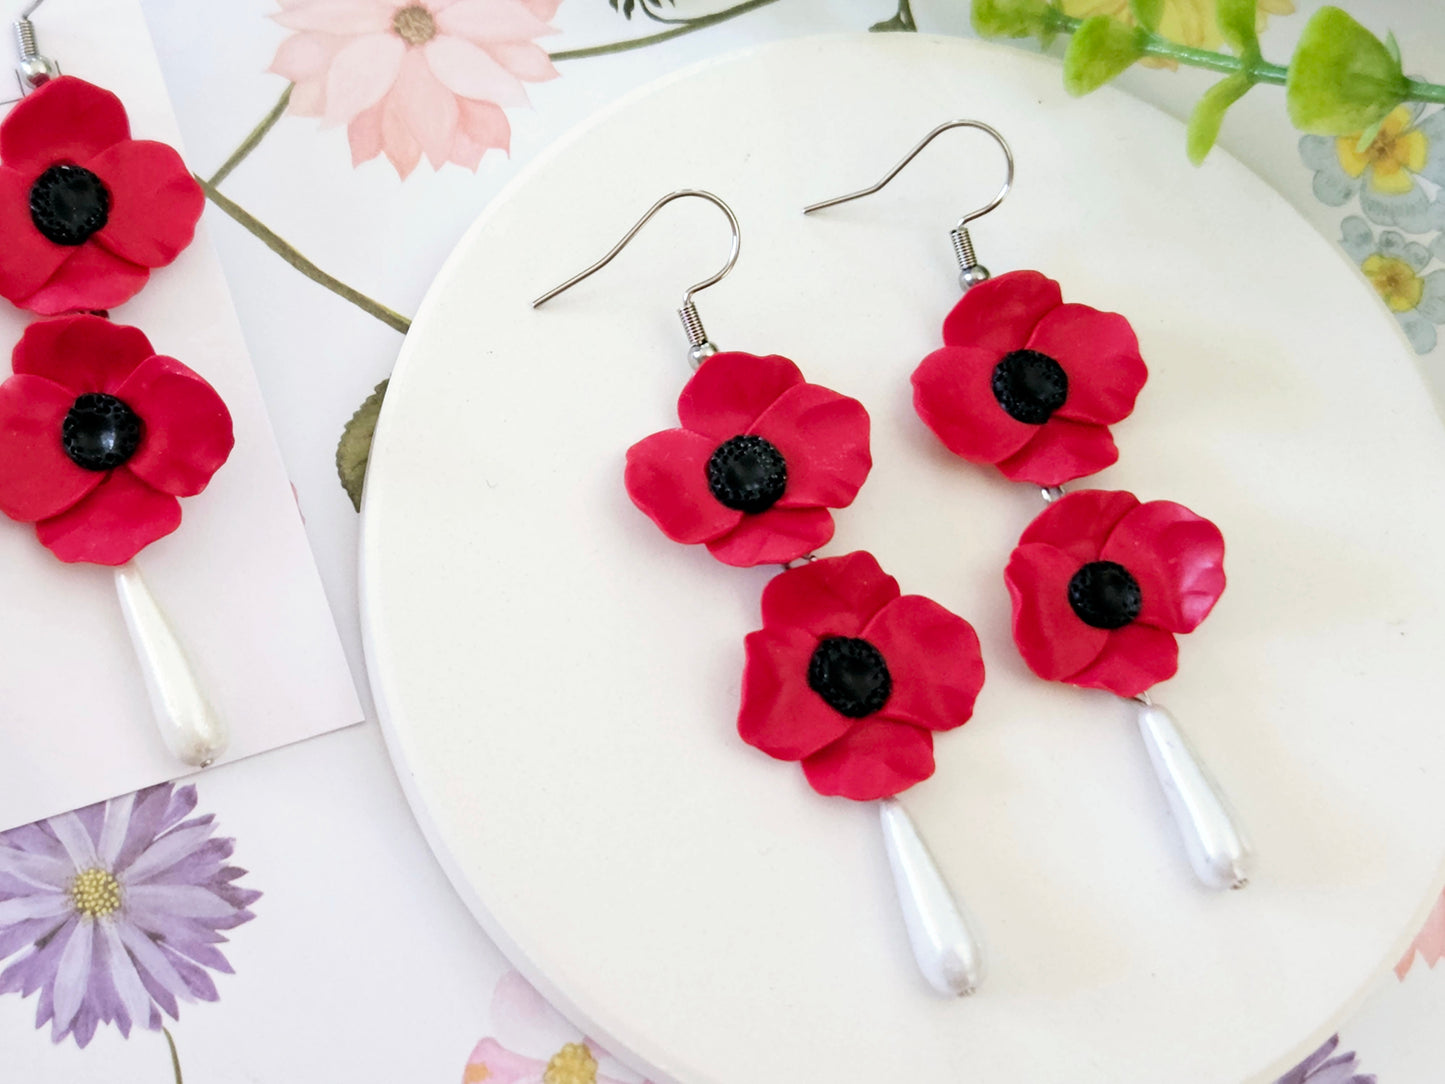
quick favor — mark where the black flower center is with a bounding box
[29,165,111,246]
[991,349,1069,424]
[62,394,142,471]
[706,435,787,514]
[1067,560,1142,630]
[808,636,892,718]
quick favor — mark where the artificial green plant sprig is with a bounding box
[972,0,1445,164]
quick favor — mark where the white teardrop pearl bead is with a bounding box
[878,797,986,997]
[1134,700,1251,891]
[114,563,228,768]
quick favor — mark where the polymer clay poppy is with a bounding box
[1004,489,1225,698]
[0,77,205,315]
[739,551,985,800]
[625,351,871,566]
[911,270,1148,487]
[0,315,233,564]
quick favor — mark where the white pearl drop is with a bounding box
[1135,700,1251,891]
[114,562,228,768]
[878,797,987,997]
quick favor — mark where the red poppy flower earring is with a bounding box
[2,7,204,314]
[806,123,1251,892]
[536,190,990,997]
[0,13,233,768]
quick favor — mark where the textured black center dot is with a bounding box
[1067,560,1142,630]
[29,165,111,246]
[808,636,892,718]
[991,349,1069,424]
[706,435,787,514]
[62,394,142,471]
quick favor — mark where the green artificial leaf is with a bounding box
[337,379,388,512]
[1187,73,1252,164]
[1355,117,1386,154]
[1385,30,1401,66]
[1063,16,1147,96]
[1129,0,1162,33]
[1215,0,1258,57]
[1286,7,1409,135]
[971,0,1051,39]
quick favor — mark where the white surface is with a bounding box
[0,0,363,831]
[362,34,1445,1084]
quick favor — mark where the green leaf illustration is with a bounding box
[1064,16,1146,96]
[1129,0,1162,33]
[971,0,1051,39]
[337,379,388,513]
[1187,73,1251,163]
[1286,7,1409,134]
[1216,0,1258,58]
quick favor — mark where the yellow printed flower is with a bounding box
[1335,107,1429,196]
[1302,106,1445,234]
[1060,0,1294,65]
[1340,217,1445,354]
[1362,253,1425,313]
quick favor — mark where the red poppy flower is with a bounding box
[0,77,205,315]
[1004,489,1225,698]
[911,270,1148,487]
[625,351,871,567]
[739,551,985,800]
[0,315,233,565]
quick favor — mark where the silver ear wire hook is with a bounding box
[13,0,60,92]
[804,120,1014,292]
[533,188,741,369]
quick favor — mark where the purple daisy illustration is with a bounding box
[1275,1035,1377,1084]
[0,782,259,1048]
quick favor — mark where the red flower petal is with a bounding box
[1102,501,1226,633]
[1005,543,1108,680]
[0,169,70,304]
[0,375,102,521]
[0,78,130,176]
[35,468,181,565]
[624,428,741,544]
[705,506,833,567]
[801,719,936,800]
[676,352,804,442]
[115,357,234,497]
[1025,304,1147,426]
[759,551,900,637]
[940,269,1061,353]
[749,383,871,509]
[22,242,150,316]
[996,418,1120,487]
[862,595,984,732]
[1018,489,1139,564]
[911,345,1034,464]
[738,627,852,760]
[1066,624,1179,698]
[90,141,204,269]
[13,316,156,395]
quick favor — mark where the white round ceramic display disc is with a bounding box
[361,34,1445,1084]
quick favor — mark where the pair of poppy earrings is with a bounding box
[0,10,236,767]
[535,122,1252,998]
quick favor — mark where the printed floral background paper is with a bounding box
[4,0,1445,1081]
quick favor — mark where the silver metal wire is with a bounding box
[532,189,740,309]
[804,120,1014,288]
[803,120,1014,230]
[14,17,35,57]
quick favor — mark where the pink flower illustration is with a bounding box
[462,971,652,1084]
[1395,884,1445,979]
[270,0,561,178]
